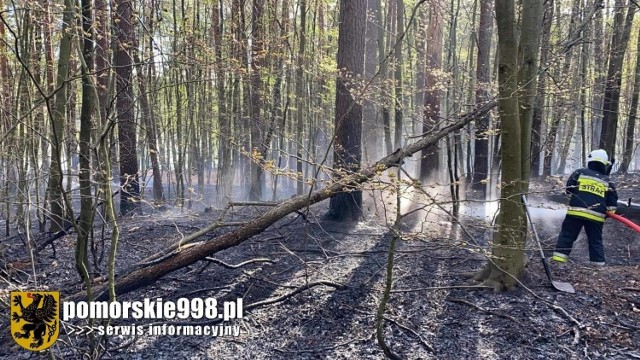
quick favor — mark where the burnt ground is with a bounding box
[0,176,639,359]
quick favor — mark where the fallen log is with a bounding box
[70,100,497,301]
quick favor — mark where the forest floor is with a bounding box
[1,175,639,359]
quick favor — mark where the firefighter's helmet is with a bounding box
[587,149,609,165]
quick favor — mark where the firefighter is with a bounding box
[551,149,618,266]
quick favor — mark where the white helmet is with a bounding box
[587,149,609,165]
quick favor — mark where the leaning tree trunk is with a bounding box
[70,101,496,301]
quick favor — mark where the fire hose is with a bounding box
[608,212,640,233]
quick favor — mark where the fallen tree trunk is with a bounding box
[73,100,497,301]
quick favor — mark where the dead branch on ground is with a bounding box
[204,257,274,269]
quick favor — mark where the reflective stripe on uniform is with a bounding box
[567,207,606,222]
[577,175,607,197]
[577,174,609,186]
[551,253,568,262]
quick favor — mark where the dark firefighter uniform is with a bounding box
[552,150,618,265]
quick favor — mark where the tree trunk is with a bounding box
[0,9,12,236]
[134,12,164,204]
[600,1,636,158]
[114,0,140,215]
[476,0,532,291]
[517,0,543,191]
[378,0,393,156]
[212,0,232,200]
[393,0,404,148]
[591,2,605,149]
[249,0,266,200]
[416,7,428,140]
[47,0,74,232]
[471,0,493,194]
[420,1,443,180]
[579,19,590,166]
[363,0,380,162]
[271,0,291,200]
[76,0,95,284]
[325,0,366,221]
[295,0,307,195]
[93,0,111,208]
[619,27,640,173]
[555,0,581,175]
[530,0,553,177]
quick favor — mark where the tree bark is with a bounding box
[249,0,266,200]
[517,0,543,191]
[212,0,232,199]
[76,0,95,285]
[378,0,393,156]
[326,0,366,221]
[134,11,164,204]
[295,0,308,195]
[420,0,443,180]
[47,0,74,232]
[600,1,636,158]
[362,0,383,162]
[619,27,640,173]
[114,0,140,215]
[591,1,605,149]
[554,0,581,175]
[393,0,405,149]
[476,0,527,290]
[471,0,493,194]
[93,0,111,206]
[530,0,553,177]
[363,0,380,162]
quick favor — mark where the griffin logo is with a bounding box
[10,291,59,351]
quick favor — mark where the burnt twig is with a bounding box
[204,257,274,269]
